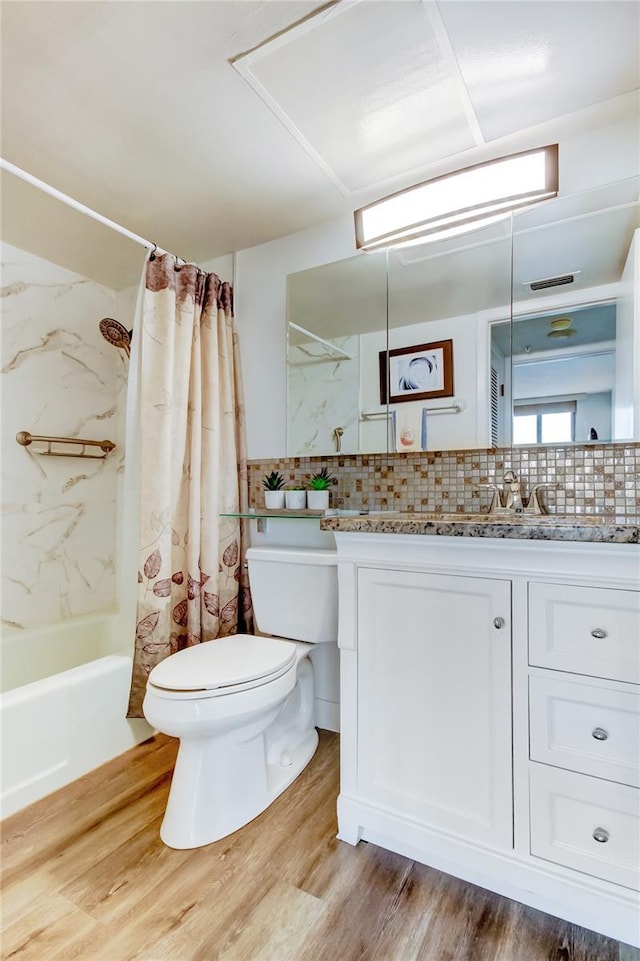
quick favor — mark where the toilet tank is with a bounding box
[246,546,338,644]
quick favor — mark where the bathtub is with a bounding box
[1,613,153,818]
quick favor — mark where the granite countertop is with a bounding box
[319,512,639,544]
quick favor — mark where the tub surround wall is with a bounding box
[1,243,129,630]
[248,443,640,521]
[287,335,360,456]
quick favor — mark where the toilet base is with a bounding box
[160,727,318,849]
[158,657,318,849]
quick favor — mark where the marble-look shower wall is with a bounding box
[1,243,130,629]
[287,335,359,455]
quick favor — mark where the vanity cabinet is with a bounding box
[334,533,640,947]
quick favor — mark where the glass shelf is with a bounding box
[220,509,326,520]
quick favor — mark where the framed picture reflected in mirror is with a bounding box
[380,339,454,404]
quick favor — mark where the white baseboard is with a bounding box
[315,697,339,733]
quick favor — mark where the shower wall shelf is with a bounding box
[16,431,116,459]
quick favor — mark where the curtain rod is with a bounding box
[0,157,163,254]
[288,322,354,361]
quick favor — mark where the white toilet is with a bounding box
[142,545,338,849]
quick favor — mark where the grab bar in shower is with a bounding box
[16,431,116,459]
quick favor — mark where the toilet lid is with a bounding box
[147,634,297,692]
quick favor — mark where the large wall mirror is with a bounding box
[498,181,639,447]
[286,180,639,456]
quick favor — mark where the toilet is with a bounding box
[142,545,338,849]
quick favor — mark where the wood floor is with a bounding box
[1,731,638,961]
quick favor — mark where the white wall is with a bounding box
[614,230,639,440]
[514,352,616,400]
[1,243,131,629]
[200,253,235,284]
[576,392,612,442]
[388,313,494,451]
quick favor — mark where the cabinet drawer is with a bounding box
[530,763,640,890]
[529,675,640,787]
[529,582,640,684]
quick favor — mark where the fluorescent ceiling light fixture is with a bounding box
[355,145,558,251]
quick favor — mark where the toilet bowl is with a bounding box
[143,546,338,849]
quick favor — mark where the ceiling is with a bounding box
[492,303,617,358]
[1,0,639,289]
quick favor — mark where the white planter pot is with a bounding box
[307,489,330,510]
[285,490,307,510]
[264,490,285,509]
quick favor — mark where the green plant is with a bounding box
[309,467,335,491]
[262,470,285,491]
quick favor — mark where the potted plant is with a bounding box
[307,466,335,510]
[284,485,307,510]
[262,470,285,509]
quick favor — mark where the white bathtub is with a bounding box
[0,613,153,818]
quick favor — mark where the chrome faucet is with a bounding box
[478,472,554,516]
[477,470,522,514]
[502,470,523,512]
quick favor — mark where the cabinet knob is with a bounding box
[590,628,608,639]
[493,617,505,630]
[591,727,609,741]
[592,827,610,844]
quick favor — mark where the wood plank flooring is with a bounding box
[1,731,638,961]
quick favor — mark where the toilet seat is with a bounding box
[147,634,297,697]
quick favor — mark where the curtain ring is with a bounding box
[174,256,183,272]
[149,243,157,261]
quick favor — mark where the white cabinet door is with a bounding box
[356,567,513,850]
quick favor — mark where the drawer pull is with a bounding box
[493,617,505,629]
[591,727,609,741]
[590,628,608,639]
[592,827,610,844]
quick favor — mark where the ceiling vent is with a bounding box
[528,272,578,291]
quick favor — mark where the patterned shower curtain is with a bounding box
[127,253,253,717]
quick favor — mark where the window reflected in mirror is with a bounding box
[492,300,620,446]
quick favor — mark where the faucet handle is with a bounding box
[527,482,556,515]
[503,469,518,484]
[477,483,501,514]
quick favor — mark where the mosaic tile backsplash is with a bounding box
[248,443,640,520]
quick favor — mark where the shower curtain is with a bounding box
[127,253,252,717]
